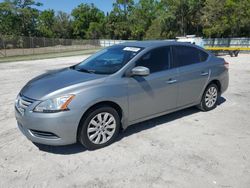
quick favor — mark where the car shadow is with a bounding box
[34,97,226,155]
[217,96,226,105]
[117,107,199,142]
[33,142,87,155]
[119,97,226,140]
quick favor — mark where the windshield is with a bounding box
[72,45,143,74]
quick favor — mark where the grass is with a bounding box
[0,48,102,63]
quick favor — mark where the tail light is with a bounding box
[224,61,229,69]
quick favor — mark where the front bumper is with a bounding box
[15,104,82,146]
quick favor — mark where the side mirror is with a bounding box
[131,66,150,76]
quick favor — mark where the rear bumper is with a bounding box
[220,70,229,94]
[15,107,82,146]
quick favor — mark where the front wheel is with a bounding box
[78,106,120,150]
[198,84,219,111]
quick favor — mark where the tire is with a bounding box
[198,83,219,111]
[78,106,120,150]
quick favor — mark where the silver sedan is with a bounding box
[15,41,229,150]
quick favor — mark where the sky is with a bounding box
[38,0,117,13]
[0,0,117,13]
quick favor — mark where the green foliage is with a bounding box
[86,22,104,39]
[0,0,249,39]
[129,0,158,40]
[53,11,72,39]
[105,0,134,39]
[71,3,105,38]
[0,1,21,35]
[201,0,250,37]
[13,0,41,36]
[37,9,55,37]
[145,18,163,39]
[0,0,41,36]
[157,0,205,38]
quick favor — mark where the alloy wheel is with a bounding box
[87,112,116,145]
[205,86,218,108]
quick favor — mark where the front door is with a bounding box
[128,46,178,122]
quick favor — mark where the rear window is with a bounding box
[172,46,209,67]
[199,50,209,62]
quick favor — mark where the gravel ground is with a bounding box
[0,54,249,188]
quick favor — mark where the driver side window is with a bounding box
[136,47,171,73]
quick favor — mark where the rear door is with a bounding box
[128,46,178,122]
[172,45,210,107]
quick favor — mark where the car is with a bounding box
[15,41,229,150]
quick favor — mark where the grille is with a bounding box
[16,95,35,114]
[29,130,59,139]
[19,97,33,109]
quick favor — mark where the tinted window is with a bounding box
[173,46,208,67]
[136,47,171,73]
[199,50,209,62]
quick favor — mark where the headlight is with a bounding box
[33,95,75,113]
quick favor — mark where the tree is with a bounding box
[0,0,41,36]
[156,0,205,38]
[201,0,250,37]
[0,1,20,35]
[201,0,229,37]
[106,0,134,39]
[71,3,105,39]
[14,0,42,36]
[1,0,250,39]
[53,11,72,39]
[129,0,158,40]
[37,9,55,37]
[86,22,104,39]
[145,18,164,39]
[236,0,250,37]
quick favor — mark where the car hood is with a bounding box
[20,68,107,100]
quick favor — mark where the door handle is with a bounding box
[200,72,209,76]
[166,79,177,84]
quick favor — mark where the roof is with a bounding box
[120,40,180,48]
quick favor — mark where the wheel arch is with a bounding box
[76,101,123,141]
[198,79,222,105]
[207,79,222,94]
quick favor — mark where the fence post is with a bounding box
[32,37,35,55]
[59,39,62,53]
[53,38,55,53]
[43,37,45,48]
[21,36,24,56]
[44,37,46,54]
[2,37,7,57]
[4,39,6,57]
[29,36,32,55]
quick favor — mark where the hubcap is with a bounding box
[205,86,218,108]
[87,112,116,145]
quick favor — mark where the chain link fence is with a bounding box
[1,35,250,58]
[100,38,250,48]
[0,35,100,57]
[203,38,250,47]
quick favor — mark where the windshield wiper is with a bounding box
[74,68,96,74]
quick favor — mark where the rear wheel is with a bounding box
[78,106,120,150]
[198,84,219,111]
